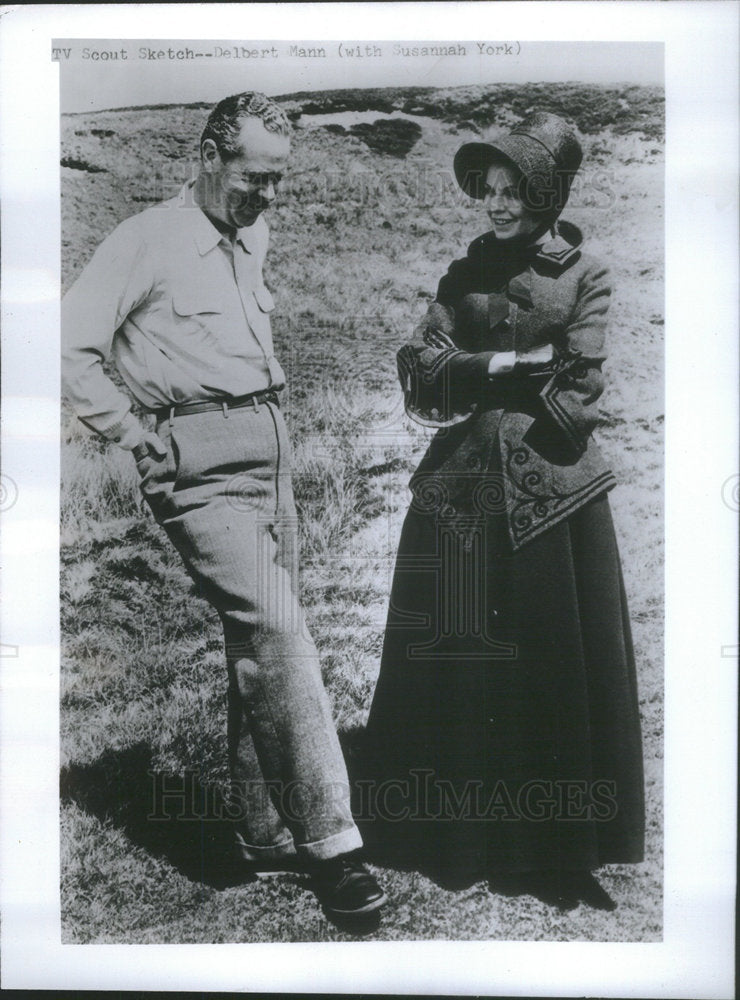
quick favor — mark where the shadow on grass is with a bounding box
[61,729,575,904]
[61,731,466,898]
[61,742,384,936]
[60,742,248,890]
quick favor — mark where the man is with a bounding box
[61,92,386,920]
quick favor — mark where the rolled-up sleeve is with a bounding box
[61,217,153,445]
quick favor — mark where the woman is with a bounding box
[363,112,645,910]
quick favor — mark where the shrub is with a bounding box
[348,119,423,158]
[61,156,108,173]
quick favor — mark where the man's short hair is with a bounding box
[200,92,290,160]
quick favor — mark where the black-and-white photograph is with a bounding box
[57,35,664,946]
[0,4,736,996]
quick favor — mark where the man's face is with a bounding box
[203,116,290,229]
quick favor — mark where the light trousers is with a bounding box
[137,399,361,860]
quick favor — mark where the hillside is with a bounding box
[80,82,664,139]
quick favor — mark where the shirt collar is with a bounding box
[177,180,260,256]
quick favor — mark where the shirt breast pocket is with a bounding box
[172,290,223,319]
[171,289,223,345]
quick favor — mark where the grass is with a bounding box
[59,83,664,942]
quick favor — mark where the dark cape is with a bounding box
[361,224,645,883]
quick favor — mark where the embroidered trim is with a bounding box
[503,438,615,545]
[427,346,462,380]
[397,343,476,428]
[509,472,617,550]
[539,349,590,449]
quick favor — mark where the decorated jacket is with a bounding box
[398,220,617,550]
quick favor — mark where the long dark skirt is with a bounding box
[362,491,645,882]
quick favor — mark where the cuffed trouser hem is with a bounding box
[297,825,363,861]
[235,831,298,863]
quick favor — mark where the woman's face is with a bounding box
[484,162,540,241]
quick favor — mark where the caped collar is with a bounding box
[536,219,583,266]
[176,180,261,256]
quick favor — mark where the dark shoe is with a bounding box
[311,854,387,917]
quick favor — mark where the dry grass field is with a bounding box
[60,83,664,943]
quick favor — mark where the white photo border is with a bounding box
[1,3,737,996]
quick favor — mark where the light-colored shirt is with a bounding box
[61,180,285,447]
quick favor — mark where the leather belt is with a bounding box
[153,387,280,422]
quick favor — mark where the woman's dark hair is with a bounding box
[200,92,290,161]
[482,152,527,200]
